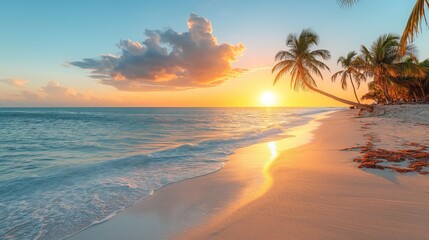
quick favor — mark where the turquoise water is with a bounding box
[0,107,333,239]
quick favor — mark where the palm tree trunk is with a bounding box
[349,75,361,104]
[381,81,391,104]
[303,81,373,111]
[412,90,419,102]
[419,86,425,101]
[376,75,390,104]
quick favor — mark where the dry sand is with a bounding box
[72,106,429,240]
[182,106,429,240]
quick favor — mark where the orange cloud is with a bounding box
[70,14,245,91]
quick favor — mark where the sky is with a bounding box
[1,0,428,107]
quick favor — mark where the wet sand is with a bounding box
[71,107,429,240]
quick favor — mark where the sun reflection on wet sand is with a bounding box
[268,141,278,159]
[220,111,335,218]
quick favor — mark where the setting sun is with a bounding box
[260,91,277,107]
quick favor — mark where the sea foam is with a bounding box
[0,107,335,239]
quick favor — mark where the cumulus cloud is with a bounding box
[14,81,94,104]
[70,14,245,91]
[0,78,28,87]
[20,89,41,100]
[0,81,111,107]
[42,81,77,97]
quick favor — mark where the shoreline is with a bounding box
[182,107,429,240]
[70,110,333,240]
[71,106,429,240]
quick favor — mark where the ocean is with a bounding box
[0,107,333,239]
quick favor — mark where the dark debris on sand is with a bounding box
[342,140,429,175]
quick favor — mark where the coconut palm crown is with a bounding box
[332,51,366,103]
[358,33,424,103]
[272,28,331,90]
[272,29,372,110]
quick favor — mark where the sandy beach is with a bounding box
[4,2,429,239]
[71,106,429,240]
[183,106,429,240]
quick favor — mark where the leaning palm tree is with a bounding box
[338,0,429,55]
[272,29,372,110]
[332,51,366,103]
[358,33,424,103]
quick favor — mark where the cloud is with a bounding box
[20,89,41,100]
[0,78,28,87]
[70,14,245,91]
[0,81,116,107]
[10,81,97,105]
[42,81,77,97]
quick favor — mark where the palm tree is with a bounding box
[331,51,366,103]
[272,29,372,110]
[417,59,429,100]
[338,0,429,55]
[400,0,429,55]
[358,33,424,104]
[361,81,385,103]
[396,58,429,101]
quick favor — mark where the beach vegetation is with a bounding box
[273,30,429,106]
[338,0,429,55]
[272,29,373,111]
[357,34,426,104]
[332,51,366,103]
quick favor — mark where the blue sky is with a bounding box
[1,0,428,106]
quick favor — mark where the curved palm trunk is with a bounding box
[349,75,361,104]
[303,81,373,111]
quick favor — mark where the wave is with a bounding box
[1,125,287,192]
[0,108,334,240]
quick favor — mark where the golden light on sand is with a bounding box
[268,141,277,158]
[260,91,277,107]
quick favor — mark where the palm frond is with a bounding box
[276,50,297,61]
[272,60,294,73]
[272,29,331,93]
[399,0,429,54]
[305,62,324,79]
[302,68,317,89]
[337,0,360,8]
[396,61,427,78]
[290,66,298,89]
[402,43,419,61]
[340,71,348,90]
[331,70,344,82]
[310,49,331,60]
[337,56,346,65]
[360,45,372,63]
[273,63,293,86]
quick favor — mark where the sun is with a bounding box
[260,91,277,107]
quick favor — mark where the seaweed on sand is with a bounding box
[343,140,429,175]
